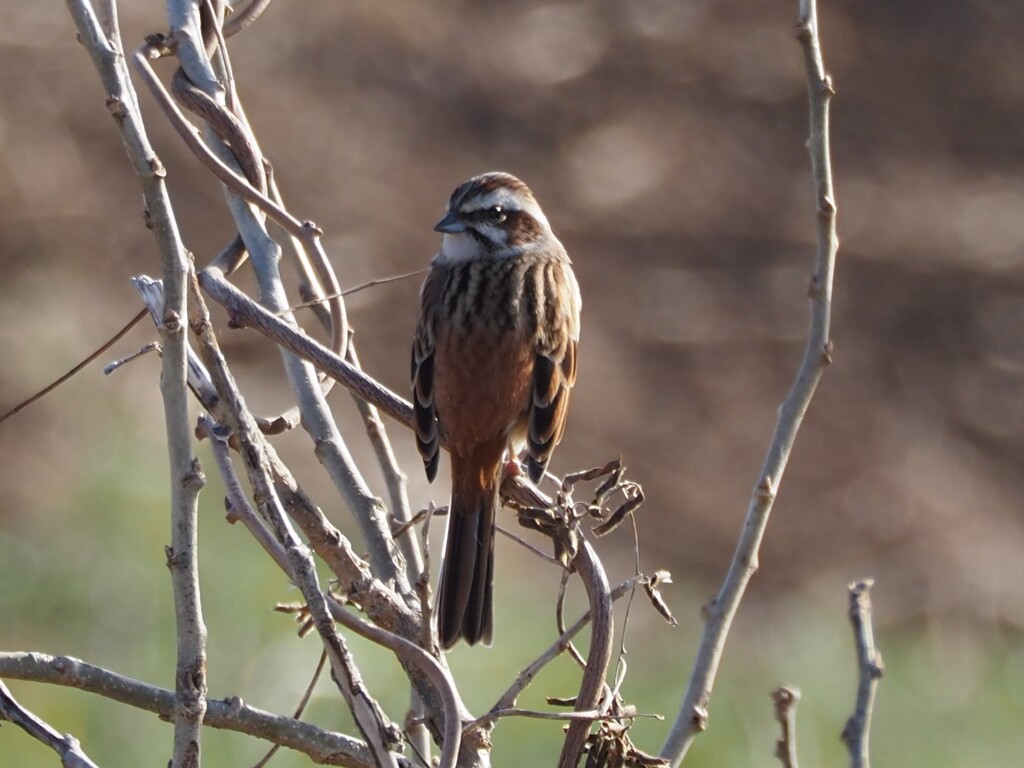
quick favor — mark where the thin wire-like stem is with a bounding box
[252,651,327,768]
[0,308,146,425]
[660,1,838,763]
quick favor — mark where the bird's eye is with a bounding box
[488,205,506,224]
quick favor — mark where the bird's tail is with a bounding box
[438,456,498,648]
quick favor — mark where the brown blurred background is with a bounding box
[2,1,1023,763]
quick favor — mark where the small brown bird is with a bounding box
[412,172,581,648]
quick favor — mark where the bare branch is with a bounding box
[198,266,414,429]
[346,342,423,583]
[64,4,209,764]
[0,679,100,768]
[326,597,465,768]
[841,581,884,768]
[197,415,293,575]
[133,12,405,590]
[0,653,373,768]
[771,687,801,768]
[199,415,460,765]
[134,274,453,746]
[185,271,401,767]
[660,1,839,762]
[557,542,614,768]
[103,340,162,375]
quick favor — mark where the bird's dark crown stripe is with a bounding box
[450,173,534,212]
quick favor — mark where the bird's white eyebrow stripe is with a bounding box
[460,188,550,229]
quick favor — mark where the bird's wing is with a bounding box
[526,338,577,483]
[412,272,442,481]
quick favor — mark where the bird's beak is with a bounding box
[434,211,467,234]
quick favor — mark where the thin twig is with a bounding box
[841,581,883,768]
[266,172,348,359]
[285,267,430,314]
[93,0,117,40]
[771,687,800,768]
[0,679,100,768]
[0,308,146,425]
[660,1,839,763]
[0,653,373,768]
[103,341,162,375]
[251,650,327,768]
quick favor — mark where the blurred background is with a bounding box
[2,1,1023,765]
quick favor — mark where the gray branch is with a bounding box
[0,679,100,768]
[63,3,208,765]
[771,687,800,768]
[186,272,401,768]
[660,0,839,763]
[841,581,884,768]
[0,653,373,768]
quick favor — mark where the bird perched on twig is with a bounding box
[412,172,582,648]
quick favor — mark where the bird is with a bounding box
[411,171,581,648]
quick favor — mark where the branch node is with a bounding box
[183,458,206,492]
[755,475,775,500]
[161,308,184,334]
[149,155,168,179]
[143,32,174,56]
[105,94,127,123]
[821,340,834,365]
